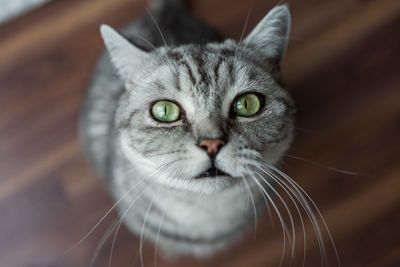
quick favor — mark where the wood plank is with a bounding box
[0,0,141,73]
[283,0,400,83]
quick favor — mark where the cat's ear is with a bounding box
[100,24,150,81]
[244,4,291,64]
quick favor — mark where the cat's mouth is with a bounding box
[195,166,230,179]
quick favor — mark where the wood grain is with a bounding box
[0,0,399,266]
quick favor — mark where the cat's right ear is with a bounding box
[100,24,149,82]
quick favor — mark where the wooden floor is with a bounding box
[0,0,399,266]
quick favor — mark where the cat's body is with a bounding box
[81,0,294,257]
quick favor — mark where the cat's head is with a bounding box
[101,5,294,193]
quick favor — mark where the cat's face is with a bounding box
[102,5,293,193]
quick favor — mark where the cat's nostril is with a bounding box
[198,139,226,156]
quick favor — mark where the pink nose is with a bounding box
[198,139,226,155]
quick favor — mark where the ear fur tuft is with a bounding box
[244,4,291,64]
[100,24,150,82]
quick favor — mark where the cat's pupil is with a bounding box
[244,100,248,110]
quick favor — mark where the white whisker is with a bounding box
[241,177,258,233]
[250,157,332,266]
[107,181,153,267]
[270,167,326,264]
[140,197,155,267]
[234,7,252,61]
[129,32,156,50]
[253,171,296,266]
[145,8,168,48]
[107,161,180,267]
[88,217,120,267]
[153,211,166,267]
[254,161,327,266]
[67,159,179,256]
[248,174,288,267]
[270,165,340,267]
[285,154,360,176]
[65,175,147,255]
[257,180,275,226]
[254,165,307,267]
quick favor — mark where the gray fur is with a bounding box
[80,1,294,257]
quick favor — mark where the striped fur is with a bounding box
[80,1,294,257]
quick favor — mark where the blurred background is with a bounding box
[0,0,399,266]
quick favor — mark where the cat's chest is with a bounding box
[148,183,255,238]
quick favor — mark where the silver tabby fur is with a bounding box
[81,0,294,257]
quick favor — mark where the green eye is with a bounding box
[151,101,180,122]
[233,93,261,117]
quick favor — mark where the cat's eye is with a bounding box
[233,93,261,117]
[151,100,180,122]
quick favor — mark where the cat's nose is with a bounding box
[198,138,226,156]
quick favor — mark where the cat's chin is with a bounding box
[163,175,241,194]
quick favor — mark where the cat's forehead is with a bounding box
[149,43,266,99]
[163,40,238,59]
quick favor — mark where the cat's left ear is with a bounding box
[244,4,291,64]
[100,24,150,82]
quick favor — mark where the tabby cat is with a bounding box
[81,0,332,261]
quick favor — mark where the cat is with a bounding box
[80,0,329,261]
